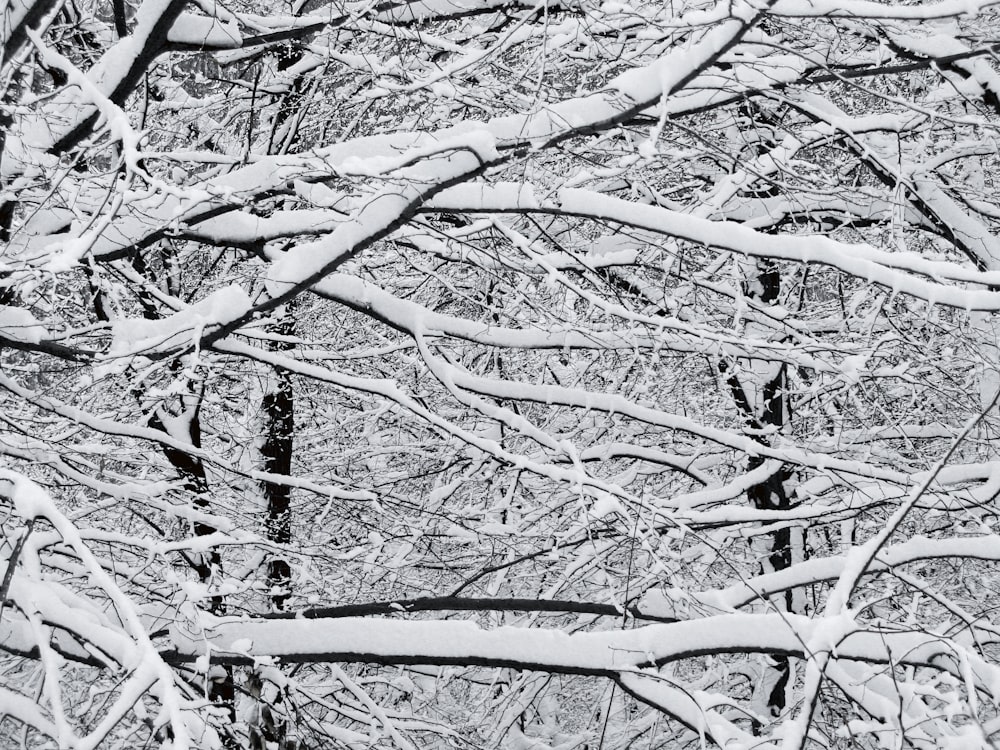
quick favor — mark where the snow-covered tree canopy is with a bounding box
[5,0,1000,746]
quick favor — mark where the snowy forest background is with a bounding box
[6,0,1000,747]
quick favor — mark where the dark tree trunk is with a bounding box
[252,303,297,750]
[261,306,294,610]
[247,37,308,748]
[148,402,238,740]
[724,259,798,719]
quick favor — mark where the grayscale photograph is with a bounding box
[1,0,1000,747]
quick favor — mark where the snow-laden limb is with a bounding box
[617,671,778,750]
[556,189,1000,310]
[425,181,543,212]
[166,11,242,49]
[310,271,837,369]
[0,684,60,739]
[417,345,907,480]
[6,130,447,266]
[240,138,500,336]
[107,284,252,360]
[368,0,777,137]
[7,130,483,268]
[264,153,492,292]
[0,304,47,343]
[214,337,661,501]
[0,368,375,516]
[678,534,1000,611]
[167,611,1000,690]
[910,176,1000,270]
[260,594,676,622]
[180,209,345,245]
[0,470,214,748]
[888,26,1000,108]
[787,91,1000,273]
[778,398,999,750]
[0,0,63,67]
[487,2,769,147]
[662,460,1000,527]
[715,194,902,229]
[823,660,966,749]
[25,27,142,170]
[663,459,786,511]
[0,369,229,466]
[769,0,1000,17]
[4,0,187,160]
[574,443,714,484]
[2,572,133,666]
[3,4,802,273]
[7,0,1000,745]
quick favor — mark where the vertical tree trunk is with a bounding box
[148,395,239,745]
[261,305,294,611]
[251,303,296,750]
[244,33,307,748]
[723,260,798,719]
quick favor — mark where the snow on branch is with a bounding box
[167,612,1000,691]
[557,189,1000,310]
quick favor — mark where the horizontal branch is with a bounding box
[261,596,678,622]
[161,612,998,689]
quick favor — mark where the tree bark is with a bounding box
[253,303,296,750]
[724,259,799,720]
[261,305,295,610]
